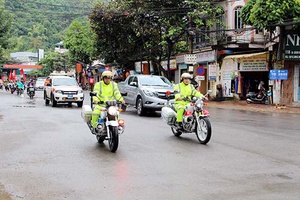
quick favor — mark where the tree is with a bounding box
[240,0,300,30]
[64,19,98,65]
[38,51,73,76]
[89,0,223,78]
[0,0,12,65]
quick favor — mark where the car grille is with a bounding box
[62,91,78,95]
[156,92,175,99]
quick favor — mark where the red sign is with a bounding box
[196,66,205,75]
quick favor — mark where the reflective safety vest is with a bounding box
[92,81,123,103]
[174,82,203,105]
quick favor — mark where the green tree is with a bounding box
[64,19,97,65]
[89,0,223,78]
[37,51,73,76]
[240,0,300,30]
[0,0,12,64]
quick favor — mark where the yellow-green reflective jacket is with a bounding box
[174,82,203,105]
[92,81,124,103]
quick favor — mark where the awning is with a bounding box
[3,64,43,69]
[224,52,268,60]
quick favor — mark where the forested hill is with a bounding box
[4,0,107,52]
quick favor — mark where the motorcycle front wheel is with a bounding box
[195,117,212,144]
[108,126,119,152]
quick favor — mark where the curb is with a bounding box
[206,101,300,115]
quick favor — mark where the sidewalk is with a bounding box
[206,100,300,115]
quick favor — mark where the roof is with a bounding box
[3,64,43,69]
[223,52,268,60]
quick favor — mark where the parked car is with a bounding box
[118,74,174,116]
[44,76,84,107]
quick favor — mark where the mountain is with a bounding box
[4,0,107,52]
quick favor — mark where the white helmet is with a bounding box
[101,70,113,79]
[181,73,192,80]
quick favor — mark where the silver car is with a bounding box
[118,75,175,116]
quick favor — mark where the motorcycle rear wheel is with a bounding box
[108,126,119,152]
[195,117,212,144]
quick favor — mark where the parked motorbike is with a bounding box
[81,92,126,152]
[246,89,270,104]
[27,86,35,99]
[161,90,212,144]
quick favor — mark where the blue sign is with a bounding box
[269,70,288,80]
[196,66,205,75]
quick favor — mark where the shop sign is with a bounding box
[176,54,196,64]
[161,59,177,71]
[240,54,268,71]
[285,33,300,60]
[195,76,205,81]
[196,50,216,63]
[269,70,288,80]
[208,64,217,80]
[179,64,187,69]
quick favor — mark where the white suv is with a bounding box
[44,76,84,107]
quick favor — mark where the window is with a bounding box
[234,6,243,33]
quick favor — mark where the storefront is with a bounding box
[161,59,177,82]
[221,52,269,100]
[175,54,196,83]
[194,50,217,95]
[283,31,300,106]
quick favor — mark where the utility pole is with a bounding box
[189,15,194,54]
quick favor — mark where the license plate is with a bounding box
[67,95,73,99]
[29,88,35,91]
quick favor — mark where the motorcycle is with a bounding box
[9,84,16,94]
[246,89,270,104]
[81,92,126,152]
[16,86,24,96]
[27,86,35,99]
[161,90,212,144]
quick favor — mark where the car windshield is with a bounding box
[53,78,78,86]
[139,76,172,87]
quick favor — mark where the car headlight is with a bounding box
[143,90,155,97]
[108,106,118,116]
[78,90,83,94]
[55,90,63,94]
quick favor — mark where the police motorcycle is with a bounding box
[161,90,212,144]
[81,92,126,153]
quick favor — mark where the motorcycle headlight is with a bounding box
[143,90,155,97]
[196,101,203,108]
[108,106,118,116]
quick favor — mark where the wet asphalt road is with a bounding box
[0,90,300,200]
